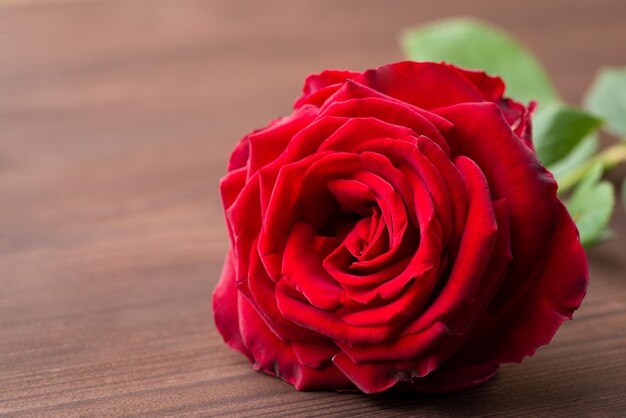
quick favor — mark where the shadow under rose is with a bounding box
[358,365,593,417]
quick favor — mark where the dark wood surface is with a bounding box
[1,0,625,416]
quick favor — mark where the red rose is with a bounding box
[213,61,588,393]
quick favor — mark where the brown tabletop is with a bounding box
[1,0,625,416]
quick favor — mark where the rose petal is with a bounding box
[227,107,317,172]
[302,69,362,96]
[227,174,262,285]
[431,101,587,376]
[212,248,251,360]
[292,340,339,368]
[220,167,247,242]
[332,351,438,394]
[435,102,559,307]
[320,96,450,153]
[360,208,388,260]
[340,187,510,365]
[453,68,505,102]
[403,156,500,335]
[220,167,247,211]
[227,135,250,172]
[258,151,343,280]
[414,137,468,251]
[327,178,375,216]
[318,117,415,153]
[242,238,322,342]
[298,153,364,231]
[282,222,343,310]
[337,262,440,327]
[322,79,454,141]
[247,106,318,175]
[239,293,354,391]
[275,279,398,346]
[447,202,587,368]
[295,69,361,108]
[356,61,484,110]
[501,99,536,150]
[335,182,512,392]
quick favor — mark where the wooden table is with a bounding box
[1,0,625,416]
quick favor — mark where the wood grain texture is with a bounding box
[0,0,625,416]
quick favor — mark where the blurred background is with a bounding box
[1,0,625,415]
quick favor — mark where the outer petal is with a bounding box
[302,69,361,96]
[243,240,324,343]
[453,67,505,102]
[247,106,318,176]
[227,174,262,287]
[443,203,587,369]
[356,61,484,110]
[213,248,251,360]
[499,99,536,150]
[295,69,360,108]
[435,102,560,304]
[435,102,588,367]
[238,293,354,391]
[292,340,340,368]
[332,351,414,394]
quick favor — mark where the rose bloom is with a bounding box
[213,61,588,393]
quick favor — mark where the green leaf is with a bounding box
[566,163,615,248]
[400,17,558,105]
[534,104,603,166]
[549,133,599,190]
[584,67,626,138]
[553,142,626,194]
